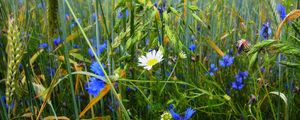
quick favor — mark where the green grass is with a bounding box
[0,0,300,119]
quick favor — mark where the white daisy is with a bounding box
[138,50,163,70]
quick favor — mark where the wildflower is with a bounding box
[231,81,244,90]
[260,67,265,73]
[232,71,248,90]
[92,13,97,21]
[118,9,129,19]
[85,77,105,97]
[260,22,272,40]
[71,18,81,27]
[277,4,286,20]
[248,94,257,104]
[73,44,80,49]
[236,39,250,54]
[19,64,23,71]
[219,54,234,67]
[88,41,107,57]
[66,13,71,21]
[1,96,14,109]
[179,51,187,59]
[235,71,248,83]
[90,61,105,76]
[85,62,106,97]
[138,49,163,70]
[38,43,48,49]
[47,67,56,77]
[169,106,196,120]
[154,0,166,14]
[189,44,196,51]
[98,41,107,54]
[161,111,172,120]
[53,37,61,46]
[208,64,218,76]
[126,86,137,92]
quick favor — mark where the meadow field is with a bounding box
[0,0,300,119]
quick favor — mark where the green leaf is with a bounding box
[280,61,300,68]
[191,13,208,28]
[70,53,91,63]
[248,52,258,70]
[188,5,199,11]
[169,7,180,16]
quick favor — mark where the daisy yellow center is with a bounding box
[147,59,158,66]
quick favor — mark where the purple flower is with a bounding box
[85,77,105,97]
[277,4,286,20]
[54,37,61,46]
[189,44,196,51]
[126,86,137,92]
[208,64,218,76]
[88,41,107,57]
[66,13,71,21]
[92,13,97,21]
[90,61,105,76]
[1,96,14,109]
[73,44,80,49]
[235,71,248,83]
[169,106,196,120]
[19,64,23,71]
[154,0,166,14]
[85,62,106,97]
[219,54,234,67]
[118,9,129,19]
[38,43,48,49]
[71,18,81,27]
[260,22,272,40]
[231,81,244,90]
[260,67,265,73]
[47,67,55,77]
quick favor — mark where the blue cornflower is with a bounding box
[219,54,234,67]
[85,62,106,96]
[169,106,196,120]
[260,67,265,73]
[88,41,107,57]
[92,13,97,21]
[90,61,105,76]
[260,22,272,40]
[235,71,248,83]
[231,81,244,90]
[118,9,129,19]
[126,86,137,92]
[1,96,14,109]
[71,18,81,27]
[277,4,286,20]
[54,37,61,46]
[66,13,71,21]
[189,44,196,51]
[38,43,48,49]
[98,41,107,53]
[19,64,23,71]
[208,64,218,76]
[231,71,248,90]
[73,44,80,49]
[47,67,55,77]
[85,77,105,97]
[154,0,166,14]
